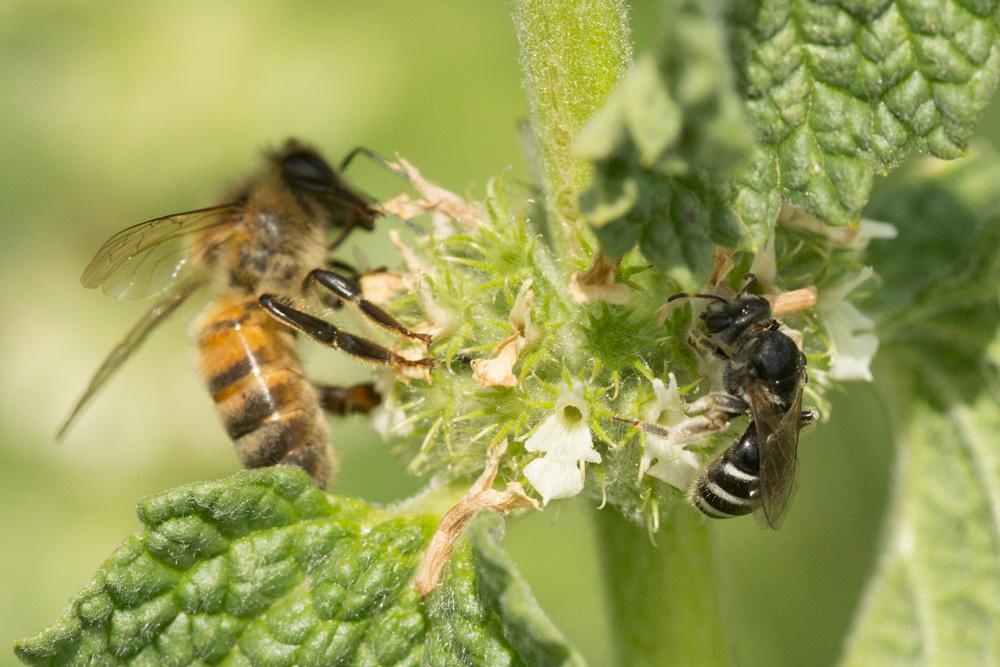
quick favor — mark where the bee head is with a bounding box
[701,295,772,336]
[276,140,337,192]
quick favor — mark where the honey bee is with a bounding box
[670,275,817,529]
[58,139,432,486]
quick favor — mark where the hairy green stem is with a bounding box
[513,0,632,258]
[594,506,729,667]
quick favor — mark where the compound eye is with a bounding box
[282,151,335,191]
[703,312,733,333]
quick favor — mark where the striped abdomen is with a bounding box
[690,423,760,519]
[194,296,331,485]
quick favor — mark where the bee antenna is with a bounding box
[381,209,425,235]
[668,292,729,304]
[339,146,412,184]
[739,272,759,295]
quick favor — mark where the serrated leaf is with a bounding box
[840,149,1000,665]
[730,0,1000,227]
[14,468,585,667]
[578,0,763,283]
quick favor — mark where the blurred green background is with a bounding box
[3,1,975,664]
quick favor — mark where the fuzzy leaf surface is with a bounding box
[14,468,584,667]
[578,0,763,283]
[730,0,1000,227]
[840,149,1000,666]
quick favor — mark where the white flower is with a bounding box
[853,218,898,249]
[638,374,703,491]
[370,370,413,440]
[523,383,601,505]
[818,267,879,382]
[749,231,777,292]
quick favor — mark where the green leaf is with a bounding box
[841,367,1000,666]
[14,468,585,667]
[840,149,1000,665]
[730,0,1000,227]
[513,0,633,254]
[866,148,1000,402]
[578,0,764,282]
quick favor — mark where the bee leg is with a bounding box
[307,268,433,344]
[259,294,433,370]
[326,258,362,279]
[689,392,748,422]
[315,382,381,415]
[691,333,731,360]
[799,409,819,427]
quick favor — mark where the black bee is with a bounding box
[670,276,817,529]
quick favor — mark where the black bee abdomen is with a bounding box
[728,428,759,474]
[691,424,761,519]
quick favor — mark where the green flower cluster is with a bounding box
[377,175,880,530]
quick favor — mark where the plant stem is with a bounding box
[512,0,632,258]
[593,506,729,667]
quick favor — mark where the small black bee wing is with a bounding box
[748,377,804,529]
[81,204,242,300]
[56,279,206,440]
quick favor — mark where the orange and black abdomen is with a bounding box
[194,296,331,485]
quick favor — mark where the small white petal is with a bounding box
[646,445,701,490]
[749,231,777,292]
[644,373,685,426]
[637,375,712,490]
[857,219,898,243]
[818,266,874,308]
[522,382,601,503]
[524,456,585,505]
[524,383,600,462]
[371,399,413,440]
[819,268,880,382]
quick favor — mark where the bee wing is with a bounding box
[56,279,206,440]
[80,204,242,300]
[748,377,804,530]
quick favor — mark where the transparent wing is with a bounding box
[748,377,804,530]
[80,204,241,300]
[56,279,205,440]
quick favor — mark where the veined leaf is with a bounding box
[730,0,1000,227]
[14,468,585,667]
[578,0,764,283]
[841,366,1000,666]
[840,150,1000,665]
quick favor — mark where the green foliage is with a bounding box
[512,0,632,251]
[392,180,696,524]
[582,0,1000,279]
[841,386,1000,666]
[578,0,766,283]
[14,469,584,666]
[729,0,1000,228]
[837,149,1000,665]
[17,2,1000,666]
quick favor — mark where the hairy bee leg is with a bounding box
[308,268,433,344]
[688,392,748,422]
[326,258,362,279]
[691,333,732,360]
[799,409,819,426]
[315,382,381,415]
[259,294,433,370]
